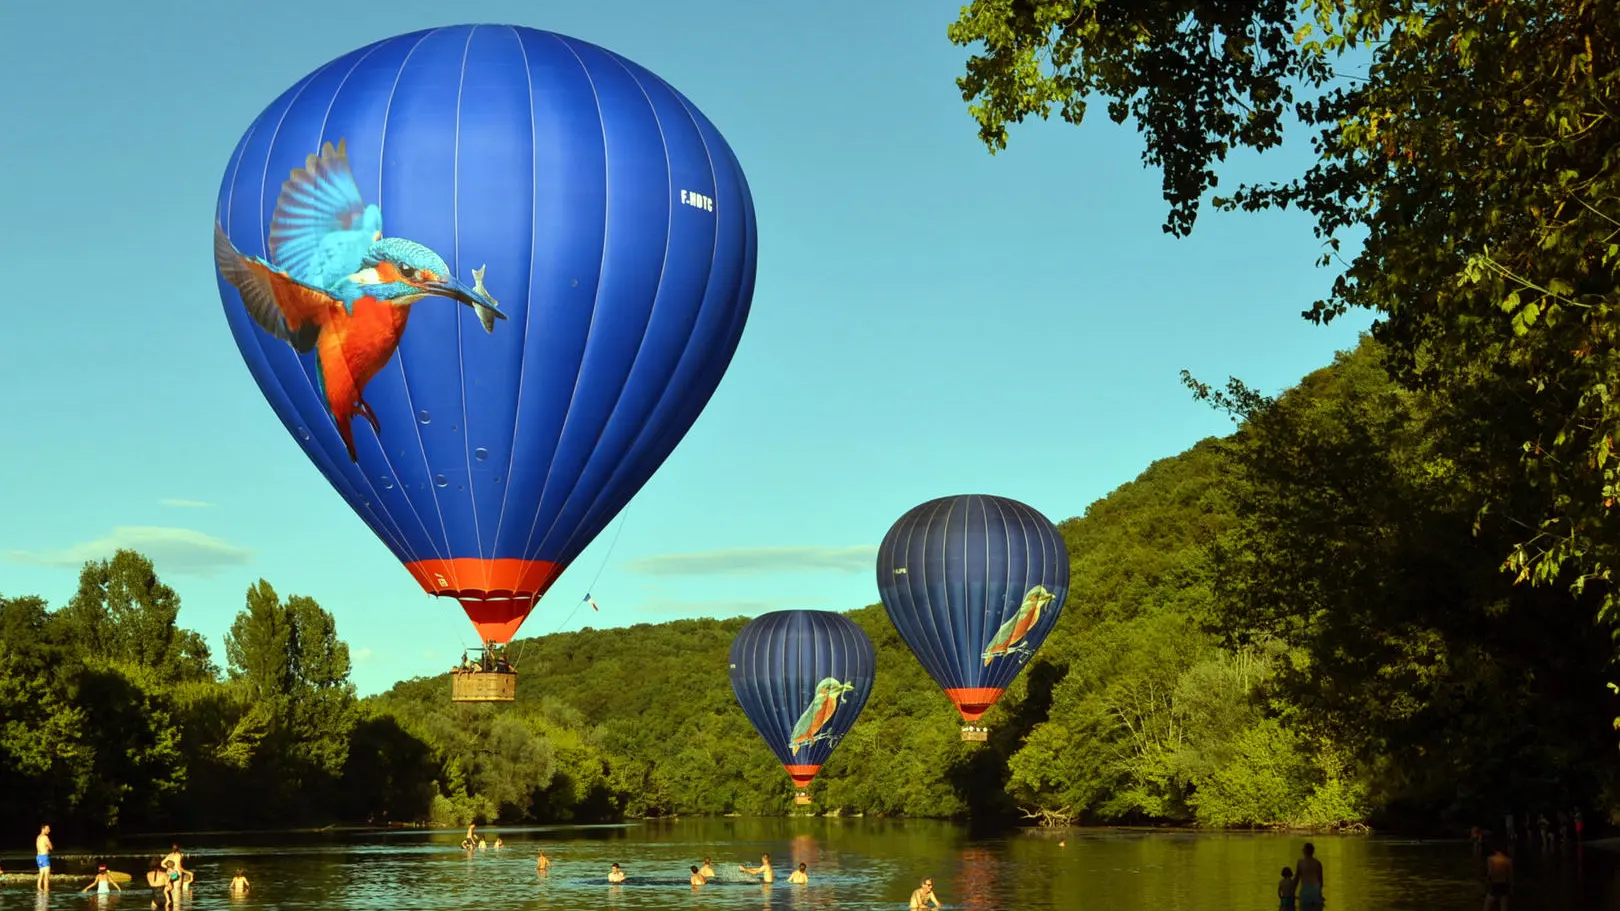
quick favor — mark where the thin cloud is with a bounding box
[159,498,214,508]
[622,545,878,577]
[352,647,376,664]
[7,526,252,577]
[630,597,818,617]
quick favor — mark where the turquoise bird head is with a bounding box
[350,238,507,331]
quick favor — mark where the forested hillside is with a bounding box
[3,338,1613,839]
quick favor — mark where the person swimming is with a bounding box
[910,877,943,909]
[607,863,626,884]
[493,837,504,850]
[739,853,774,883]
[690,865,706,887]
[788,863,809,884]
[698,857,715,879]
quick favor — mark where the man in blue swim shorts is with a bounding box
[35,824,53,892]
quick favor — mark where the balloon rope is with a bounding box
[551,506,633,635]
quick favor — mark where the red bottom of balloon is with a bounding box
[944,687,1006,723]
[783,764,821,787]
[404,558,565,644]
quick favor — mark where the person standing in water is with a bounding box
[160,845,191,892]
[739,853,774,883]
[1277,866,1297,910]
[35,824,53,892]
[607,863,626,883]
[145,860,173,910]
[788,863,809,884]
[1485,845,1513,910]
[910,877,944,910]
[1295,844,1324,911]
[536,851,550,875]
[698,857,715,879]
[689,865,707,887]
[230,870,251,894]
[81,865,122,896]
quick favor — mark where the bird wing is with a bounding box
[215,221,333,353]
[268,138,380,288]
[790,696,824,750]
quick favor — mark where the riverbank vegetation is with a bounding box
[3,342,1615,838]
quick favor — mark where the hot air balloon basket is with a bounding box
[794,793,813,806]
[451,670,518,703]
[960,726,989,743]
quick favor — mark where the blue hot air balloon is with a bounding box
[876,495,1069,739]
[213,25,757,652]
[729,611,876,801]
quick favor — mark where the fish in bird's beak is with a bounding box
[427,264,507,333]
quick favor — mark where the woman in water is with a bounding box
[80,865,122,897]
[607,863,626,884]
[788,863,809,884]
[145,860,172,910]
[230,870,251,894]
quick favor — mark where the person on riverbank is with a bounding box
[910,877,943,910]
[1295,843,1324,911]
[739,853,774,883]
[690,865,706,887]
[698,857,715,879]
[607,863,626,883]
[35,824,53,892]
[230,870,250,894]
[788,863,809,884]
[536,851,550,875]
[81,865,122,896]
[1485,845,1513,910]
[1277,866,1297,911]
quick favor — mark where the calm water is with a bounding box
[2,819,1617,910]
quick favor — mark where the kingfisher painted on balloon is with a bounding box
[981,584,1056,666]
[790,677,857,755]
[213,139,506,462]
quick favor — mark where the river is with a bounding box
[1,819,1614,910]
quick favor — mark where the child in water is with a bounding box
[230,870,251,894]
[81,865,122,895]
[1278,866,1298,911]
[689,865,706,887]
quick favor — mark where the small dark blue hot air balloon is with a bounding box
[213,25,756,697]
[876,495,1069,740]
[729,611,876,803]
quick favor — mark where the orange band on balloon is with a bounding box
[782,764,822,787]
[943,687,1005,723]
[404,558,564,644]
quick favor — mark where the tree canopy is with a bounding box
[949,0,1620,625]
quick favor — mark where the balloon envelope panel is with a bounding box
[876,495,1069,722]
[728,611,876,785]
[214,25,757,643]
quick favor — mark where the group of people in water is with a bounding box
[464,822,941,905]
[17,826,248,907]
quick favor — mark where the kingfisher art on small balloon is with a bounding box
[877,495,1070,741]
[729,611,875,803]
[214,25,758,692]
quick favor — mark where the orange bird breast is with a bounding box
[796,699,838,745]
[319,296,412,402]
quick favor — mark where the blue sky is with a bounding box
[0,0,1370,694]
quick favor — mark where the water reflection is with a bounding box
[6,821,1620,910]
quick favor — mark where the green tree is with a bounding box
[947,0,1620,626]
[57,550,215,681]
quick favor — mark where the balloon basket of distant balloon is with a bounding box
[451,670,518,703]
[794,792,813,806]
[960,725,989,743]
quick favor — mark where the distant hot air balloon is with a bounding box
[729,611,876,804]
[213,25,757,699]
[876,495,1069,740]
